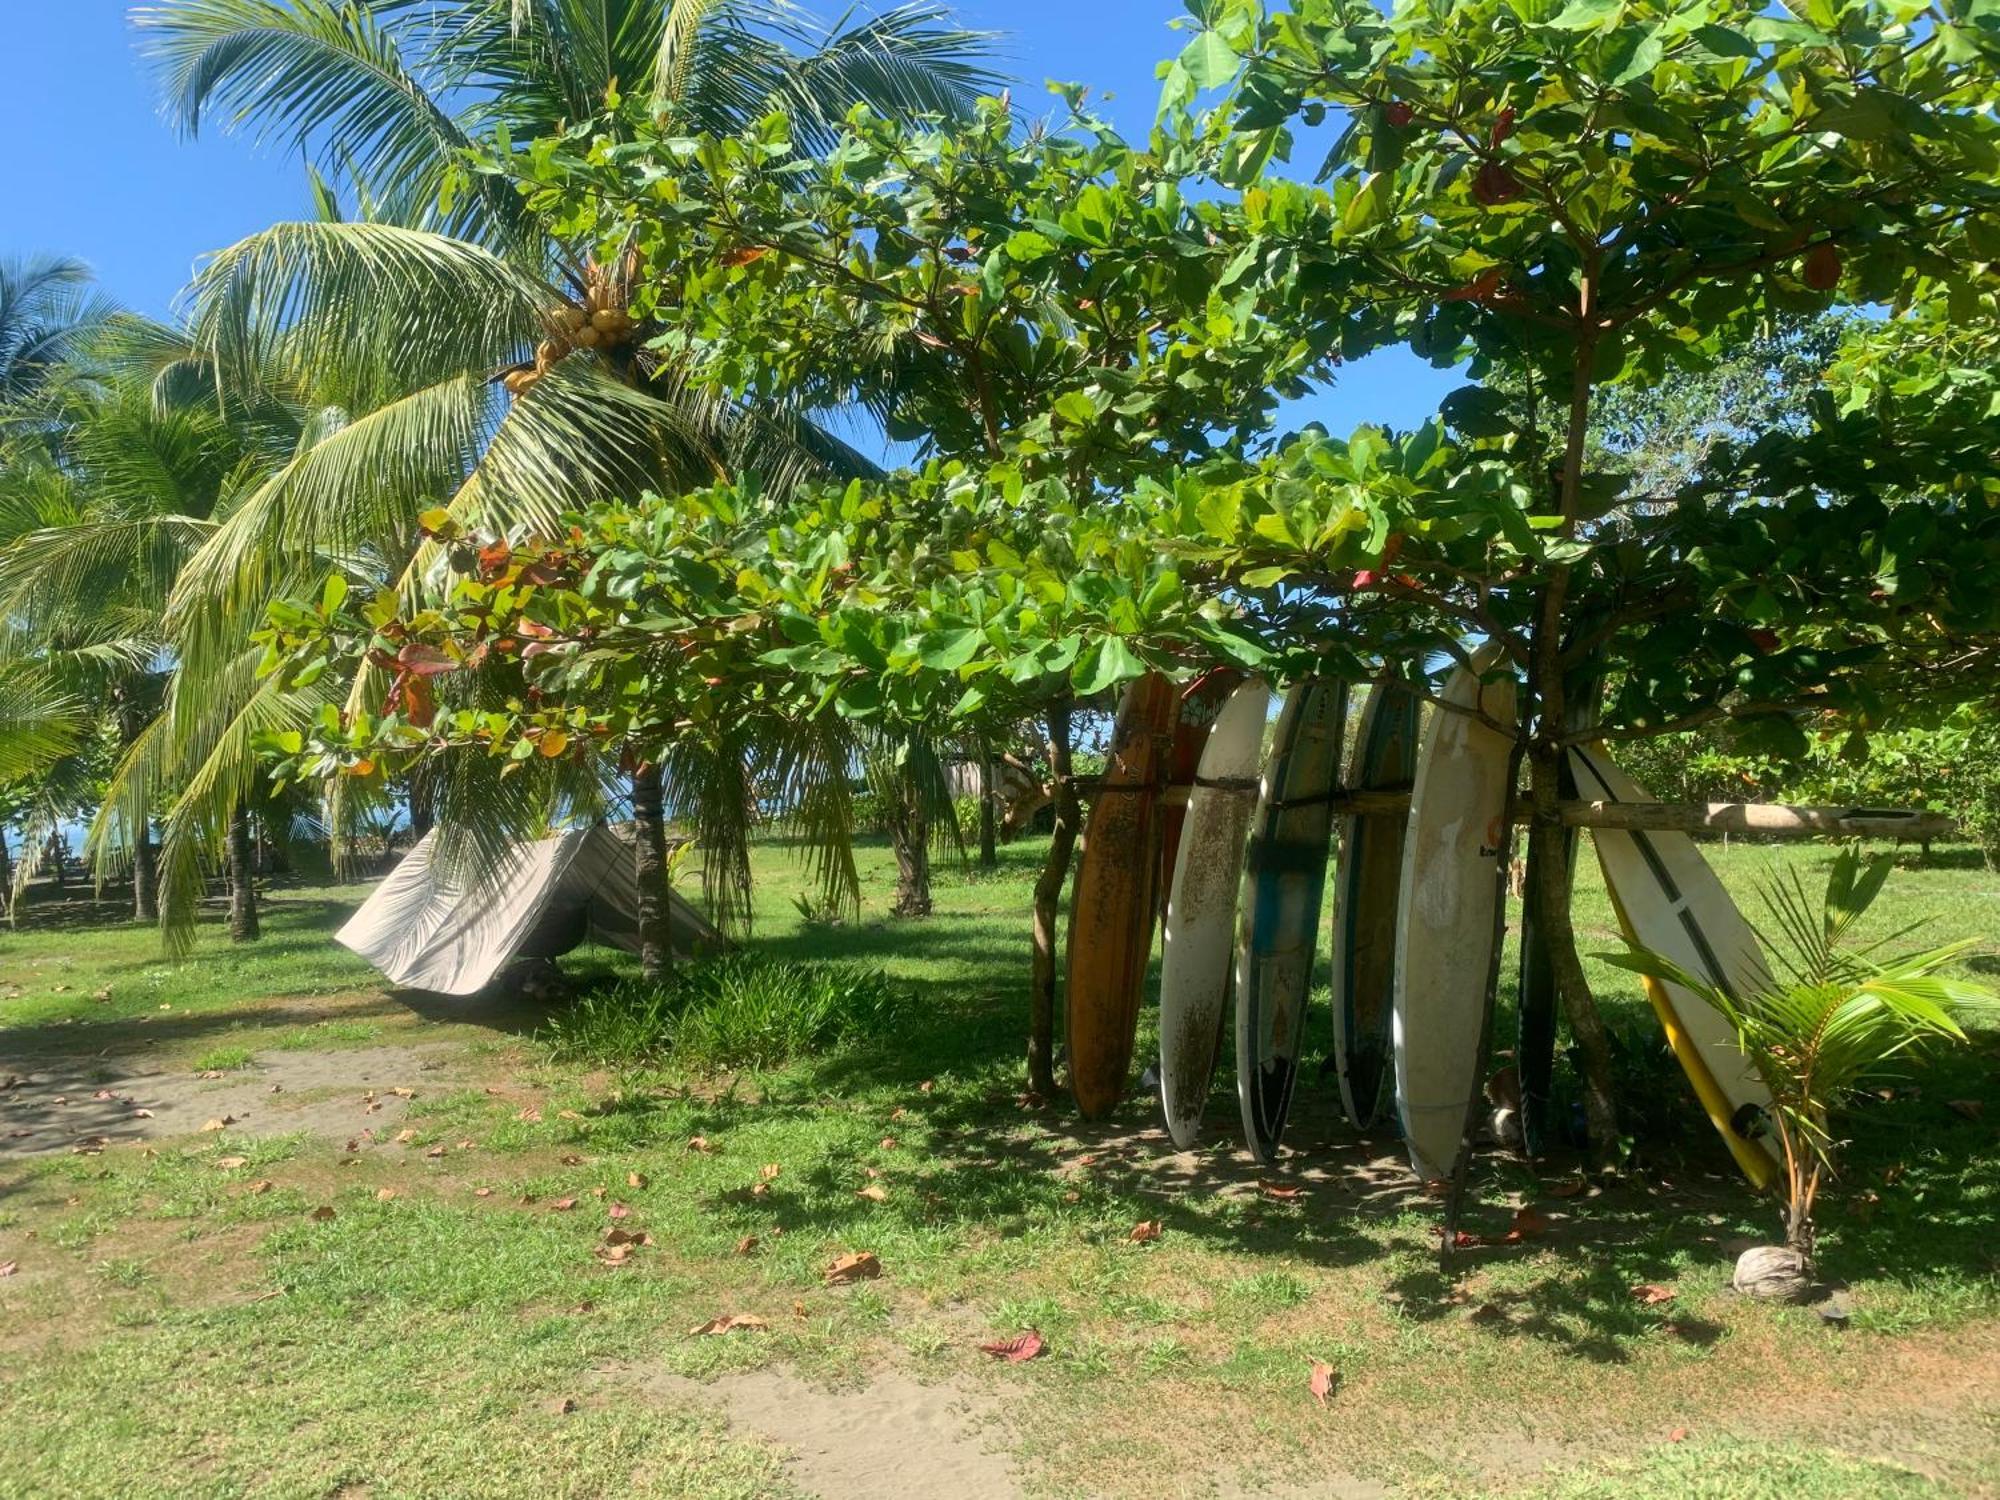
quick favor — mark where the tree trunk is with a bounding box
[977,745,999,869]
[227,808,260,943]
[48,833,66,894]
[1028,699,1077,1098]
[1527,751,1619,1166]
[886,772,933,918]
[133,822,158,922]
[0,826,11,911]
[632,762,673,982]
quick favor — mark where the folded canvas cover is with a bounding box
[337,824,724,996]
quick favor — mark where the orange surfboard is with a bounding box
[1066,673,1177,1119]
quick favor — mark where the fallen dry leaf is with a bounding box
[215,1156,248,1170]
[758,1162,781,1181]
[394,1129,418,1145]
[627,1171,648,1189]
[735,1235,759,1256]
[552,1396,578,1415]
[608,1202,632,1219]
[375,1188,398,1203]
[686,1135,715,1153]
[549,1197,578,1212]
[824,1251,882,1285]
[1128,1220,1162,1244]
[200,1117,234,1132]
[690,1314,769,1336]
[1632,1283,1677,1306]
[1258,1181,1304,1201]
[0,1261,17,1277]
[309,1206,336,1222]
[131,1108,154,1119]
[1947,1099,1984,1121]
[978,1329,1045,1363]
[516,1107,543,1123]
[1669,1427,1689,1443]
[879,1136,899,1150]
[1548,1178,1589,1198]
[1309,1360,1338,1406]
[474,1187,493,1198]
[240,1179,274,1195]
[1511,1205,1550,1239]
[856,1184,889,1203]
[558,1153,585,1167]
[424,1145,446,1159]
[793,1299,808,1320]
[391,1087,415,1099]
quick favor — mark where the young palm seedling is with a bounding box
[1607,849,1995,1290]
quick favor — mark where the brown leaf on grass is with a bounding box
[474,1187,494,1198]
[686,1136,715,1153]
[375,1188,398,1202]
[557,1109,584,1122]
[735,1235,759,1256]
[1548,1178,1589,1199]
[93,1089,116,1101]
[425,1145,446,1160]
[390,1087,415,1099]
[602,1228,651,1247]
[558,1153,585,1167]
[394,1129,418,1144]
[1669,1427,1689,1443]
[888,1107,907,1122]
[1947,1099,1984,1121]
[552,1396,578,1415]
[200,1117,234,1132]
[1072,1153,1099,1168]
[978,1329,1045,1362]
[1884,1163,1907,1186]
[1309,1361,1339,1406]
[1258,1181,1304,1201]
[1632,1283,1677,1306]
[793,1299,808,1320]
[1128,1220,1162,1244]
[546,1196,579,1212]
[1511,1205,1550,1239]
[627,1171,648,1189]
[690,1314,769,1336]
[825,1251,882,1285]
[126,1106,152,1118]
[758,1163,781,1181]
[855,1184,889,1203]
[879,1137,899,1150]
[608,1203,632,1219]
[215,1156,249,1170]
[0,1261,17,1277]
[309,1206,336,1222]
[245,1180,274,1195]
[516,1107,543,1123]
[919,1080,934,1094]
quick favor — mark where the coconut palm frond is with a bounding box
[187,220,553,395]
[760,708,861,918]
[136,0,533,248]
[660,728,758,934]
[0,668,87,783]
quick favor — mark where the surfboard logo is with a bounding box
[1478,815,1506,858]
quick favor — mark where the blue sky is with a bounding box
[3,2,1459,433]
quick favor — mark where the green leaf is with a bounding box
[917,629,983,672]
[1074,636,1143,695]
[1547,0,1623,30]
[1179,31,1241,91]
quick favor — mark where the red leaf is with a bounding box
[1309,1360,1338,1406]
[1490,105,1516,147]
[549,1196,578,1212]
[476,539,512,578]
[1632,1283,1677,1306]
[1511,1205,1549,1239]
[1128,1220,1162,1244]
[719,245,770,268]
[395,642,457,677]
[979,1329,1045,1363]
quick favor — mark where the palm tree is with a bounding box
[131,0,1000,968]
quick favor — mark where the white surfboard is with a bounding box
[1393,646,1517,1183]
[1568,744,1778,1185]
[1158,677,1271,1148]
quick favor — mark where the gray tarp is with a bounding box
[336,823,724,996]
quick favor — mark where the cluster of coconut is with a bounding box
[502,287,639,397]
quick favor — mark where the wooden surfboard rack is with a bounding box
[1139,784,1955,840]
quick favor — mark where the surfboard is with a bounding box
[1567,744,1780,1189]
[1328,678,1421,1131]
[1065,673,1177,1120]
[1158,669,1246,935]
[1236,677,1347,1163]
[1393,647,1517,1184]
[1158,676,1270,1149]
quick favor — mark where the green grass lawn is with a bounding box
[1,835,1996,1499]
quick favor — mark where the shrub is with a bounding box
[542,954,909,1070]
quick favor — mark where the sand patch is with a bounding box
[0,1042,475,1155]
[629,1365,1024,1500]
